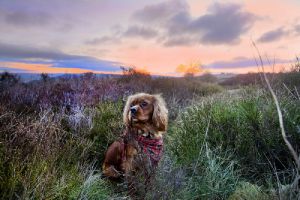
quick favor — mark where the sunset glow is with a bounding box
[0,0,299,75]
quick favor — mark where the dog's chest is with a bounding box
[125,128,164,166]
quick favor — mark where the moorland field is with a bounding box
[0,65,299,199]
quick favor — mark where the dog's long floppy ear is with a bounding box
[123,95,133,126]
[152,94,168,132]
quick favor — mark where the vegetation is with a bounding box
[0,68,299,199]
[166,88,299,199]
[221,71,300,90]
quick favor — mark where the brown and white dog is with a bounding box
[102,93,168,180]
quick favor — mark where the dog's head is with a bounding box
[123,93,168,132]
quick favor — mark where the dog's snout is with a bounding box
[130,107,137,114]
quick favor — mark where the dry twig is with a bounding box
[252,41,300,170]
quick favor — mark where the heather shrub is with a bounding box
[0,71,223,118]
[150,77,222,100]
[0,103,123,199]
[150,77,223,120]
[2,70,299,199]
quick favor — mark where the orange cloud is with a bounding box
[1,62,122,74]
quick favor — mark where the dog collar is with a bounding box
[137,135,164,166]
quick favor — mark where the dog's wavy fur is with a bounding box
[123,93,168,133]
[102,93,168,180]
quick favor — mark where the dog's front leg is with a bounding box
[121,144,138,195]
[121,144,137,175]
[102,141,124,179]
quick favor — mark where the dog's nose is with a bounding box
[130,107,137,114]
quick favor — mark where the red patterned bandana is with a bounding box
[137,135,164,166]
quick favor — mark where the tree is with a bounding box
[40,73,50,82]
[120,66,151,80]
[0,71,20,85]
[82,72,95,80]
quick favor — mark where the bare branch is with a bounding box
[252,41,300,170]
[294,86,300,100]
[283,83,297,100]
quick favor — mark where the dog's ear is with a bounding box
[152,94,168,132]
[123,95,133,126]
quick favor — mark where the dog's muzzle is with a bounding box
[130,106,138,114]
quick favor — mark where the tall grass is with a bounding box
[1,70,299,199]
[163,87,299,199]
[128,86,299,199]
[0,102,125,199]
[170,88,300,181]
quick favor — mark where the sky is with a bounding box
[0,0,299,76]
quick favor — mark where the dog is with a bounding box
[102,93,168,181]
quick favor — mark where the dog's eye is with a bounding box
[140,101,148,107]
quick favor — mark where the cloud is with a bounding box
[163,36,194,47]
[91,25,158,44]
[0,43,121,72]
[132,0,189,25]
[131,1,257,46]
[4,10,51,27]
[51,58,120,71]
[205,57,290,69]
[123,25,158,39]
[58,23,74,32]
[294,24,300,35]
[0,66,31,73]
[85,36,121,45]
[0,42,85,60]
[189,3,256,45]
[258,27,288,43]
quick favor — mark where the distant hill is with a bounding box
[13,72,237,83]
[14,73,122,82]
